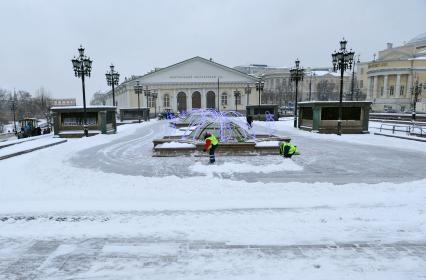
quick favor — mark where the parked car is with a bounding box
[384,108,397,113]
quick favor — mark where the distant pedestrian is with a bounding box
[279,139,299,158]
[246,115,253,129]
[203,132,219,164]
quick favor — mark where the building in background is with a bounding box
[357,32,426,112]
[104,57,259,115]
[234,64,284,76]
[50,98,76,107]
[90,92,108,105]
[260,67,351,107]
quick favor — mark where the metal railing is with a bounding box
[410,124,425,137]
[379,123,410,135]
[378,122,425,137]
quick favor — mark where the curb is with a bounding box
[0,138,38,150]
[0,140,68,160]
[373,132,426,142]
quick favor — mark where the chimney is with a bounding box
[387,42,393,49]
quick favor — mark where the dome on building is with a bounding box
[406,32,426,45]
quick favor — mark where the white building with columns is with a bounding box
[357,32,426,112]
[105,57,260,115]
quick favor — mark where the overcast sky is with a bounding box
[0,0,425,103]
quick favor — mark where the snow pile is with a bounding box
[255,140,280,147]
[190,160,303,176]
[156,141,195,148]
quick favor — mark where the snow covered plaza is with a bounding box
[0,119,425,279]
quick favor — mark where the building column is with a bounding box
[383,75,388,97]
[201,89,206,109]
[396,74,401,97]
[367,77,372,99]
[187,89,192,111]
[172,89,177,112]
[407,74,413,98]
[373,76,378,98]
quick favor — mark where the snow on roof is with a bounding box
[406,32,426,45]
[310,70,350,77]
[51,105,116,110]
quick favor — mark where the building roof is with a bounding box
[406,32,426,46]
[140,56,259,82]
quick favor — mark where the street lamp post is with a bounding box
[255,80,264,120]
[290,59,305,128]
[144,86,151,121]
[309,72,316,101]
[71,45,93,137]
[233,89,241,112]
[152,90,158,118]
[134,81,143,123]
[332,38,355,135]
[105,64,120,107]
[412,80,423,122]
[9,99,17,133]
[245,84,252,106]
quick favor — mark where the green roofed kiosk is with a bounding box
[298,101,371,134]
[51,106,117,138]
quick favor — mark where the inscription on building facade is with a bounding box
[169,75,223,79]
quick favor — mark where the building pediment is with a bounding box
[138,57,258,84]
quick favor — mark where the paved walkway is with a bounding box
[3,121,426,279]
[1,237,425,279]
[71,120,426,184]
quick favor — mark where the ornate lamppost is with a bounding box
[152,90,158,118]
[9,98,17,133]
[71,45,92,137]
[233,89,241,112]
[144,86,151,121]
[255,79,264,120]
[245,84,252,106]
[105,64,120,107]
[134,81,143,123]
[332,38,355,135]
[290,59,305,128]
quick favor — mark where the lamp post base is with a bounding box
[83,126,89,137]
[412,112,416,122]
[293,117,297,128]
[337,120,342,136]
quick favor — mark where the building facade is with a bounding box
[260,68,352,106]
[357,32,426,112]
[105,57,259,114]
[90,92,108,105]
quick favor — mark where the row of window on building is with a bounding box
[379,85,405,96]
[146,92,242,108]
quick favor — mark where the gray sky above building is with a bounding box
[0,0,425,103]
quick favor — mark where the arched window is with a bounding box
[221,92,228,105]
[163,94,170,107]
[148,96,155,108]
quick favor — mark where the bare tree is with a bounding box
[316,80,337,101]
[0,87,54,128]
